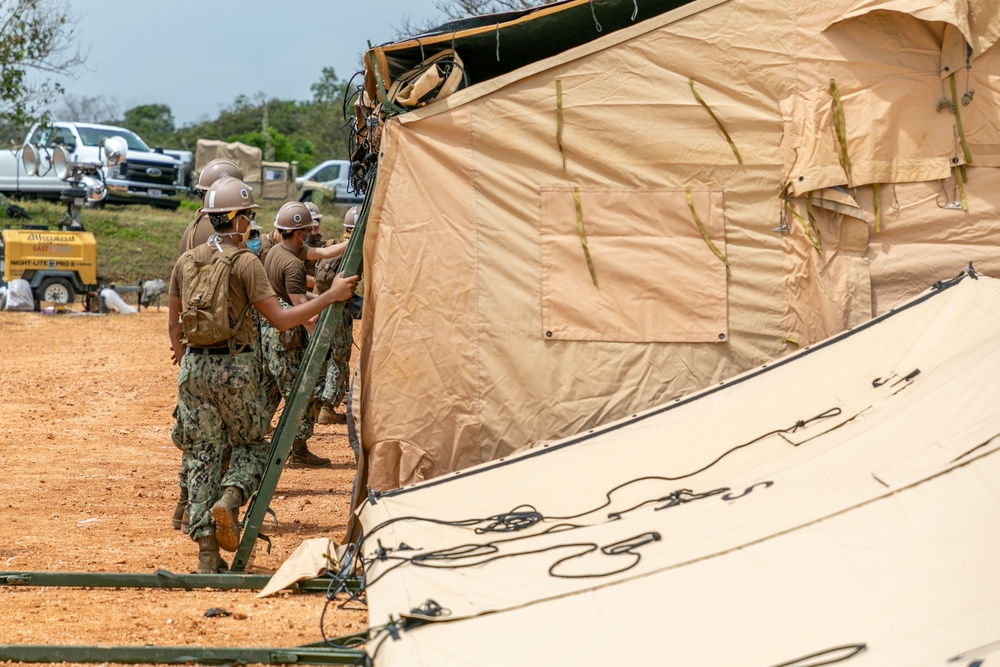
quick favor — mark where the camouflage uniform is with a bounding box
[313,246,354,411]
[252,308,283,418]
[259,299,325,445]
[174,351,271,540]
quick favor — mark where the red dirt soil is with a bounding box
[0,309,366,664]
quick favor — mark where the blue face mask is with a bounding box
[246,238,262,254]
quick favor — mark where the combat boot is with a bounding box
[211,486,243,552]
[286,440,332,469]
[196,535,224,574]
[317,406,347,425]
[171,486,188,530]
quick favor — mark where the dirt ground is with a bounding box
[0,307,367,663]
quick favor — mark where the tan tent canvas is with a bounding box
[194,139,263,184]
[194,139,296,200]
[355,273,1000,666]
[351,0,1000,494]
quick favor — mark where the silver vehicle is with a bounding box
[295,159,362,203]
[0,122,188,209]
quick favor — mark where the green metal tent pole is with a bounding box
[232,183,375,573]
[0,644,369,665]
[0,570,358,592]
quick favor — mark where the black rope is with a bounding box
[770,643,867,667]
[346,408,839,603]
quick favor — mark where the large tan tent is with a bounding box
[355,272,1000,666]
[350,0,1000,493]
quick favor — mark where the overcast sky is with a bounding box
[55,0,445,127]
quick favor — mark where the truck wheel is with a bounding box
[37,277,76,306]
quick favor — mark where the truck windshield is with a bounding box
[76,127,151,152]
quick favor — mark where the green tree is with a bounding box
[304,67,354,161]
[122,104,175,148]
[227,127,317,172]
[0,0,84,125]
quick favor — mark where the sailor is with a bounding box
[170,157,246,534]
[316,206,359,428]
[168,179,358,573]
[260,201,337,468]
[178,159,244,253]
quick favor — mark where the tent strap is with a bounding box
[872,183,881,234]
[948,72,973,166]
[689,78,743,165]
[556,79,567,173]
[573,186,599,288]
[955,164,968,211]
[785,196,823,254]
[829,79,852,184]
[685,187,730,276]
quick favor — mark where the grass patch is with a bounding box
[2,197,354,284]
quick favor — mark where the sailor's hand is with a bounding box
[326,274,359,303]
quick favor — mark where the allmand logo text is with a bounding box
[25,233,74,242]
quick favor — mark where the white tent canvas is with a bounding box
[355,273,1000,666]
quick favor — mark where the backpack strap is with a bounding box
[218,247,253,355]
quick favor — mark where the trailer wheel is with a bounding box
[37,277,75,306]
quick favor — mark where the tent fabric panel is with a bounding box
[359,277,1000,667]
[359,0,802,487]
[357,107,483,489]
[829,0,1000,58]
[539,186,728,343]
[370,457,1000,667]
[962,66,1000,167]
[788,1,1000,192]
[861,168,1000,314]
[780,73,959,196]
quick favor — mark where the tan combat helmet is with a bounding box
[202,178,260,216]
[343,206,359,230]
[273,201,315,230]
[195,159,245,192]
[304,201,323,222]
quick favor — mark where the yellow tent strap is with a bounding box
[556,80,567,174]
[829,79,852,184]
[685,187,731,276]
[956,164,968,211]
[688,78,743,165]
[573,186,598,287]
[949,73,973,165]
[872,183,881,234]
[785,198,822,254]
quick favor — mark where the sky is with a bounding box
[54,0,446,127]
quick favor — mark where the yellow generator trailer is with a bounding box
[0,226,98,307]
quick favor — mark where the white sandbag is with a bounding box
[0,285,6,311]
[100,287,137,314]
[4,279,34,311]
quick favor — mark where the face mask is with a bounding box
[246,237,262,254]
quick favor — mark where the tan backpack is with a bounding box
[178,247,250,348]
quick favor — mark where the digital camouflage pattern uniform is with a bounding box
[261,244,325,447]
[259,301,325,444]
[168,244,274,541]
[313,240,354,411]
[174,352,270,539]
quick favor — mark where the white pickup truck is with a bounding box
[0,121,188,209]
